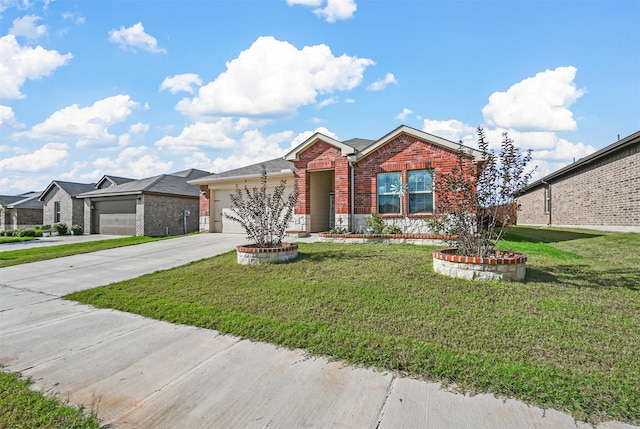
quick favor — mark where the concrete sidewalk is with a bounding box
[0,233,636,428]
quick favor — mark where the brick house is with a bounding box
[517,130,640,232]
[39,181,96,228]
[192,125,483,234]
[77,169,209,236]
[0,192,43,231]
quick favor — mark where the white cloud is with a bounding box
[160,73,202,94]
[318,96,337,108]
[18,95,139,148]
[482,66,585,131]
[183,151,214,171]
[314,0,357,22]
[61,12,85,25]
[344,98,355,104]
[394,108,413,122]
[0,34,72,99]
[155,120,237,153]
[108,22,166,54]
[129,122,149,134]
[289,126,339,148]
[10,15,46,39]
[367,73,397,91]
[93,146,173,178]
[176,36,374,119]
[0,105,23,129]
[422,119,477,144]
[0,143,68,172]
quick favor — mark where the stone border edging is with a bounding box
[236,243,298,265]
[318,232,454,246]
[432,248,527,281]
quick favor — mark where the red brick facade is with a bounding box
[293,132,476,225]
[353,134,471,217]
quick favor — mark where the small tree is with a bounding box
[224,165,298,248]
[433,126,535,257]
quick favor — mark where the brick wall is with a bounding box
[199,186,210,232]
[517,143,639,229]
[293,141,349,215]
[354,134,473,216]
[143,195,200,236]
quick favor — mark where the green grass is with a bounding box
[0,236,169,268]
[0,236,37,244]
[66,227,640,425]
[0,369,100,429]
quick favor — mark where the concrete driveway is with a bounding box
[0,233,636,428]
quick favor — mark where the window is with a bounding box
[544,184,551,214]
[377,172,401,214]
[54,201,61,223]
[408,170,434,214]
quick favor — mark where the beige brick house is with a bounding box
[517,130,640,232]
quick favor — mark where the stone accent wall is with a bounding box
[42,187,81,226]
[142,195,199,236]
[518,143,639,230]
[318,232,450,246]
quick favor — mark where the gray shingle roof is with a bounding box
[78,169,210,198]
[7,192,43,208]
[194,158,293,181]
[40,181,96,200]
[343,138,375,152]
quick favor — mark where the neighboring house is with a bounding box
[39,181,96,228]
[0,192,43,231]
[517,130,640,233]
[191,125,484,234]
[78,169,210,236]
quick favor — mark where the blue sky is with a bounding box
[1,0,638,195]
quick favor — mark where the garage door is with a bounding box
[212,190,244,233]
[93,199,136,235]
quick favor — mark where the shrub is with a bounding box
[365,212,385,234]
[3,229,15,237]
[382,225,403,235]
[55,223,68,235]
[224,165,298,248]
[433,126,535,257]
[42,224,52,232]
[70,224,83,235]
[17,228,37,237]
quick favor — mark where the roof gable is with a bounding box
[284,133,359,161]
[356,125,484,163]
[40,180,96,201]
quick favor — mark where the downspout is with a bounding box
[542,180,551,226]
[348,155,357,232]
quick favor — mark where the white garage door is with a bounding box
[212,190,244,233]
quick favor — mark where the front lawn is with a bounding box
[66,227,640,425]
[0,369,100,429]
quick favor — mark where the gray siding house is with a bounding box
[78,169,210,236]
[517,130,640,232]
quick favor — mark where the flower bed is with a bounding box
[236,243,298,265]
[318,232,452,246]
[432,248,527,282]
